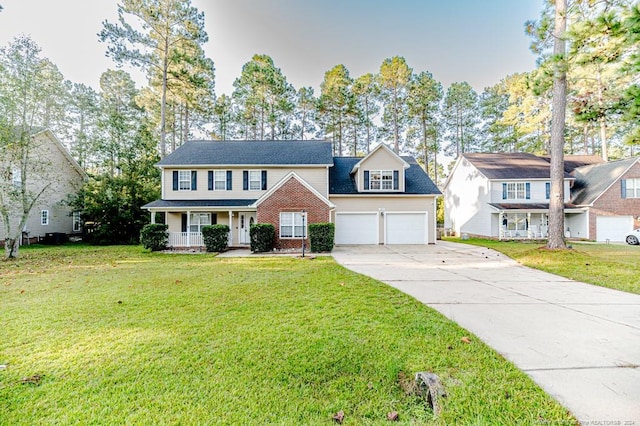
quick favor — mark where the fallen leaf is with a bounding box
[175,280,182,284]
[21,374,43,385]
[339,282,345,286]
[332,410,345,424]
[461,336,471,344]
[387,411,399,421]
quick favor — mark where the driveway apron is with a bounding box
[332,241,640,423]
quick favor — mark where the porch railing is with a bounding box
[168,232,203,247]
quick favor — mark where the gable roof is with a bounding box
[349,143,410,173]
[571,157,640,205]
[330,156,441,195]
[157,140,334,166]
[254,172,334,207]
[34,129,87,179]
[462,152,573,180]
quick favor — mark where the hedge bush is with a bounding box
[202,224,230,252]
[309,222,335,252]
[250,223,275,253]
[140,224,168,251]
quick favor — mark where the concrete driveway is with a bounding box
[332,241,640,423]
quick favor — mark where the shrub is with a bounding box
[250,223,275,253]
[309,222,335,252]
[202,224,230,252]
[140,224,168,251]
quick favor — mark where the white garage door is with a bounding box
[335,213,378,245]
[385,212,428,244]
[596,216,633,242]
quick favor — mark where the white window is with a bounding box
[280,212,306,238]
[73,212,82,232]
[626,178,640,198]
[189,213,211,233]
[41,210,49,226]
[178,170,192,191]
[249,170,261,191]
[213,170,227,190]
[12,169,21,187]
[506,182,526,200]
[506,213,527,232]
[370,170,394,190]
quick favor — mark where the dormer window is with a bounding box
[364,170,399,191]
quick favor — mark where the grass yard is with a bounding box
[446,237,640,295]
[1,245,574,425]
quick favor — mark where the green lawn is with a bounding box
[1,245,574,425]
[446,237,640,295]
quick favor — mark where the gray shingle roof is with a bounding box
[158,140,334,166]
[143,199,257,209]
[463,152,573,180]
[329,156,441,195]
[571,157,640,205]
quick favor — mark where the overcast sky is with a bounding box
[0,0,542,96]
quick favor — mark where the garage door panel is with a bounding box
[596,216,633,242]
[386,212,427,245]
[335,213,378,245]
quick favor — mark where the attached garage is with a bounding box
[335,212,378,245]
[385,212,428,244]
[596,215,633,242]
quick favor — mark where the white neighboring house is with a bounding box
[444,153,583,239]
[0,129,86,244]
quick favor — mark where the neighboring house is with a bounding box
[143,141,441,249]
[571,157,640,242]
[444,152,640,242]
[0,129,86,244]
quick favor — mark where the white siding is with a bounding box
[162,166,328,200]
[444,158,493,237]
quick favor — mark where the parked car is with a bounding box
[626,229,640,245]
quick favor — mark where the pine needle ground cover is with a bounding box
[447,238,640,295]
[1,245,574,425]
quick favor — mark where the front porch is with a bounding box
[497,212,548,240]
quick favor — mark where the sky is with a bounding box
[0,0,543,96]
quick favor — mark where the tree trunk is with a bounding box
[547,0,568,250]
[5,238,19,259]
[160,40,168,157]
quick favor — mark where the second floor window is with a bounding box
[178,170,192,191]
[41,210,49,226]
[249,170,261,190]
[502,182,530,200]
[365,170,399,191]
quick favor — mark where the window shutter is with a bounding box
[261,170,267,190]
[526,182,531,199]
[173,171,178,191]
[621,179,627,198]
[243,171,248,191]
[364,171,370,190]
[502,183,507,199]
[208,171,213,191]
[545,182,550,199]
[393,170,399,190]
[226,170,232,190]
[191,171,197,190]
[181,214,187,232]
[212,213,218,225]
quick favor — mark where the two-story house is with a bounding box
[444,153,581,239]
[444,152,640,242]
[143,140,441,249]
[0,129,85,245]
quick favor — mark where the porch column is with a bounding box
[228,211,233,246]
[150,211,155,224]
[499,212,504,240]
[187,210,191,247]
[527,212,532,239]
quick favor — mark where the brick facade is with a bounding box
[256,176,331,250]
[588,162,640,238]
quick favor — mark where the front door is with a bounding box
[239,212,256,244]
